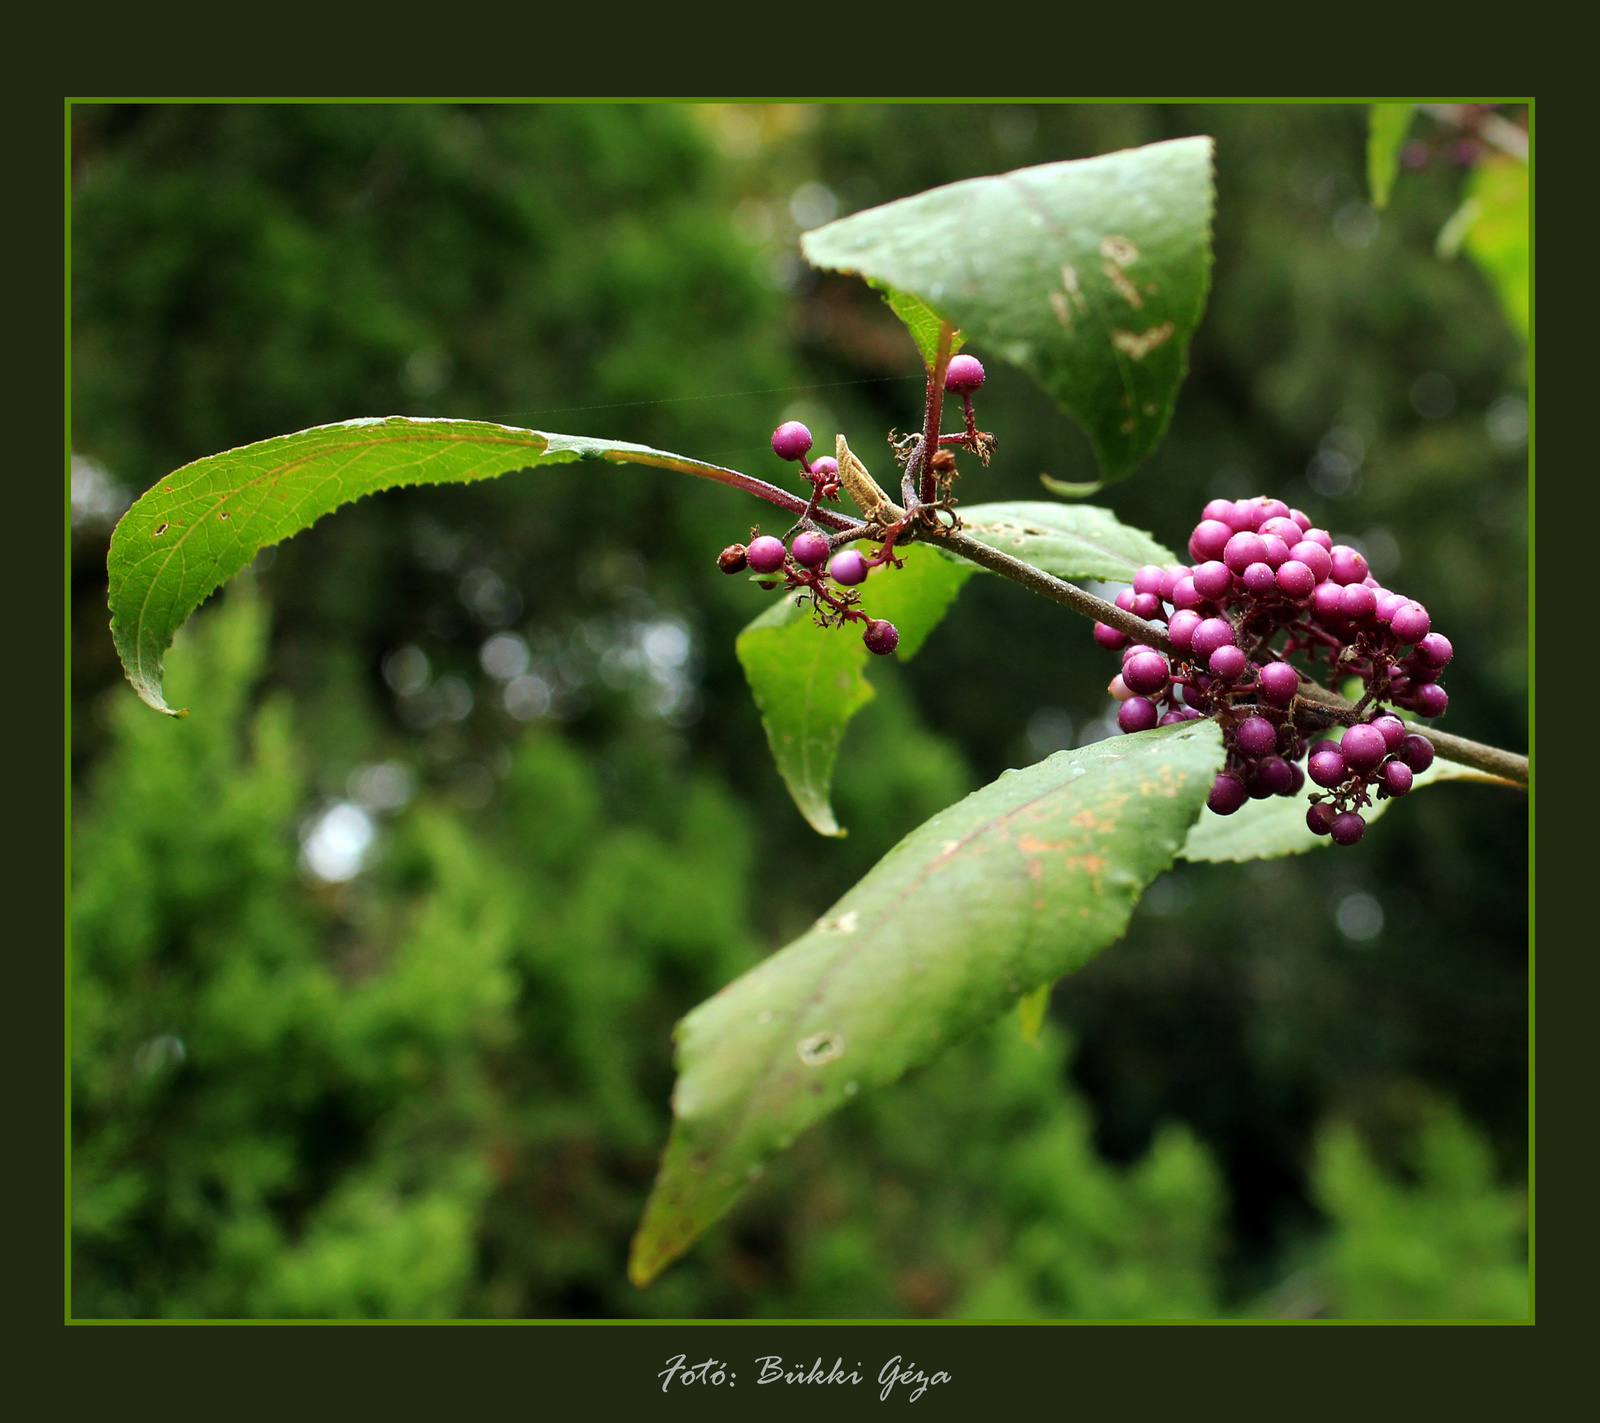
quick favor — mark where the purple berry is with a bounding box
[1191,617,1236,662]
[1189,520,1234,563]
[1242,562,1277,596]
[1302,527,1334,552]
[810,455,839,482]
[1374,591,1407,624]
[1202,498,1237,525]
[1287,761,1306,794]
[1339,583,1378,621]
[1307,801,1338,836]
[1259,662,1300,705]
[1390,603,1431,643]
[1257,756,1296,796]
[1193,561,1232,601]
[1221,500,1259,532]
[1288,541,1333,584]
[1133,564,1167,597]
[1372,715,1406,752]
[944,354,986,393]
[718,543,749,574]
[1209,644,1248,680]
[1115,587,1137,612]
[1123,650,1170,696]
[1224,531,1268,575]
[1311,583,1345,621]
[1237,715,1278,758]
[1329,545,1370,585]
[1290,508,1312,532]
[829,549,869,586]
[771,421,813,462]
[1309,749,1347,788]
[1330,811,1366,846]
[747,535,787,574]
[1167,609,1202,652]
[1258,497,1291,524]
[1260,534,1290,569]
[1340,723,1388,774]
[1132,591,1162,619]
[1118,696,1160,734]
[1093,621,1130,651]
[1171,576,1205,611]
[1276,560,1317,600]
[1260,516,1301,544]
[1208,773,1249,816]
[863,619,899,656]
[1380,760,1414,796]
[1413,683,1449,718]
[791,530,831,568]
[1398,733,1435,773]
[1418,632,1453,668]
[1159,710,1187,726]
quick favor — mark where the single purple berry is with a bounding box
[1287,760,1306,794]
[1257,756,1296,796]
[1093,621,1130,651]
[1276,560,1317,600]
[1193,561,1232,601]
[1118,696,1160,734]
[1308,749,1347,788]
[1258,497,1291,524]
[1380,760,1414,796]
[1171,576,1205,611]
[1413,683,1449,718]
[1390,603,1431,643]
[1189,519,1234,563]
[791,530,831,568]
[829,549,869,586]
[1242,561,1277,596]
[1398,733,1435,773]
[1224,531,1268,575]
[1158,568,1181,601]
[1417,632,1453,668]
[1307,801,1338,836]
[1290,508,1312,532]
[1133,564,1167,597]
[1341,723,1388,774]
[1202,498,1237,525]
[1260,534,1291,569]
[1167,609,1202,652]
[1123,650,1170,696]
[863,619,900,656]
[1329,545,1369,585]
[1374,590,1407,624]
[1259,516,1301,545]
[810,455,839,480]
[1191,617,1237,662]
[1115,587,1137,612]
[1302,527,1334,552]
[1288,541,1333,584]
[1311,583,1345,621]
[1208,773,1249,816]
[1221,500,1260,532]
[718,543,749,575]
[1159,710,1187,726]
[1237,715,1278,758]
[1132,591,1163,619]
[1259,662,1300,706]
[771,420,813,462]
[1372,715,1406,752]
[1330,811,1366,846]
[747,535,787,574]
[1209,644,1248,680]
[944,353,986,393]
[1340,583,1378,621]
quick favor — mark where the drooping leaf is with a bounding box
[1017,982,1052,1045]
[955,500,1180,581]
[870,279,965,372]
[628,719,1224,1285]
[735,544,974,836]
[1461,157,1529,343]
[107,417,799,715]
[801,138,1216,486]
[1367,103,1415,210]
[1180,756,1517,864]
[1039,474,1106,499]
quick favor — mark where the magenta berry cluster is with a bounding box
[1095,494,1453,845]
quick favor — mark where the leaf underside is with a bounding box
[801,137,1216,486]
[955,500,1180,581]
[628,718,1224,1286]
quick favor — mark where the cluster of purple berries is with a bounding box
[1094,494,1453,845]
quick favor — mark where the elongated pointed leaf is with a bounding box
[628,719,1224,1285]
[1368,103,1415,210]
[735,544,974,836]
[801,138,1215,485]
[871,280,965,372]
[107,417,795,715]
[1017,982,1052,1045]
[1462,157,1529,343]
[956,500,1179,581]
[1180,756,1517,864]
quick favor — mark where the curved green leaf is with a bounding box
[1367,103,1415,210]
[871,280,965,372]
[628,718,1224,1285]
[107,417,790,715]
[1180,756,1516,864]
[1039,474,1106,499]
[735,544,974,836]
[801,138,1216,485]
[1461,157,1529,343]
[956,500,1179,581]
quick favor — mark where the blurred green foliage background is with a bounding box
[70,102,1528,1319]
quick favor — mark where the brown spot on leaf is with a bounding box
[1112,322,1176,360]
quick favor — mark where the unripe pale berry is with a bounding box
[1390,603,1431,643]
[1208,773,1249,816]
[718,544,749,574]
[1191,617,1236,661]
[829,549,869,585]
[1094,621,1130,651]
[1259,662,1300,705]
[747,535,787,574]
[863,619,900,656]
[1237,715,1278,758]
[1330,811,1366,846]
[1119,696,1160,734]
[791,530,830,568]
[1398,733,1435,773]
[1307,801,1338,836]
[944,353,986,392]
[1380,760,1414,796]
[1209,644,1248,679]
[771,421,813,461]
[1276,560,1317,599]
[1123,650,1170,696]
[1413,683,1449,718]
[1110,673,1132,701]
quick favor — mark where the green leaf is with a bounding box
[1180,756,1516,864]
[1039,474,1106,499]
[955,500,1180,581]
[870,280,966,372]
[801,138,1216,486]
[1017,982,1052,1045]
[1461,157,1529,343]
[106,417,794,715]
[735,545,974,836]
[1367,103,1415,210]
[628,719,1224,1285]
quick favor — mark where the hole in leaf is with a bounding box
[797,1030,845,1066]
[153,523,168,536]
